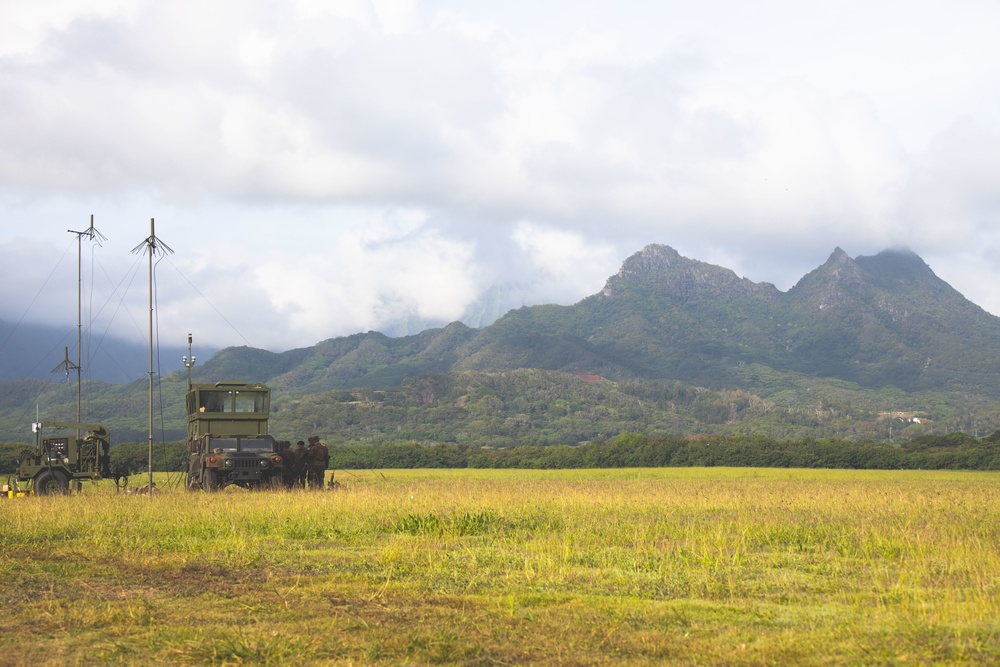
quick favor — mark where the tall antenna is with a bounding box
[67,215,106,439]
[51,346,78,382]
[132,218,173,494]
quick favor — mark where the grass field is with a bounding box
[0,467,997,665]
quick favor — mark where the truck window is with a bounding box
[234,391,267,413]
[199,391,232,413]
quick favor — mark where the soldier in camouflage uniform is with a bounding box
[279,441,297,489]
[293,440,308,489]
[306,436,329,490]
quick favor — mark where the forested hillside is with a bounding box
[3,244,1000,446]
[267,369,995,446]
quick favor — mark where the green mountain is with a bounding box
[468,244,785,385]
[4,244,1000,445]
[781,247,1000,392]
[478,244,1000,394]
[196,244,1000,397]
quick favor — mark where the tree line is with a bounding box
[3,431,998,478]
[324,432,1000,471]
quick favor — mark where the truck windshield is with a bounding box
[212,438,239,452]
[241,438,274,452]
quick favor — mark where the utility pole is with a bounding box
[132,218,173,494]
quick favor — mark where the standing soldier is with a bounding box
[294,440,308,489]
[279,441,297,489]
[306,436,329,490]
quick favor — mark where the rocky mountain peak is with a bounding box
[787,247,866,310]
[821,246,860,276]
[602,243,779,303]
[786,246,963,319]
[616,244,682,279]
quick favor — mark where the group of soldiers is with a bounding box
[276,436,330,489]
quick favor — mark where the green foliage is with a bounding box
[4,364,1000,450]
[110,441,187,475]
[0,442,29,475]
[276,367,1000,447]
[328,432,1000,471]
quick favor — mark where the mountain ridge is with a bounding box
[177,243,1000,399]
[5,243,1000,444]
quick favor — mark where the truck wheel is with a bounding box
[203,469,218,492]
[35,470,69,496]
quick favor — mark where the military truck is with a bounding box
[8,421,112,496]
[185,380,285,490]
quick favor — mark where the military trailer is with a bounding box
[185,380,284,490]
[7,421,112,496]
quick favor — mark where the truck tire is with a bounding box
[203,468,218,492]
[34,469,69,496]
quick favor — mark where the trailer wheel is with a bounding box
[34,470,69,496]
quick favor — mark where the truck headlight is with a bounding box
[224,459,234,468]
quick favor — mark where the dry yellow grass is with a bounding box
[0,467,997,665]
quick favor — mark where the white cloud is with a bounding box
[512,222,620,303]
[903,118,1000,244]
[148,207,481,349]
[3,0,1000,352]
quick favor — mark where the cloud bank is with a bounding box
[2,0,999,351]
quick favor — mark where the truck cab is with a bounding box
[185,381,283,490]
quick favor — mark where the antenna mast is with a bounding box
[183,333,196,389]
[66,215,106,439]
[132,218,173,494]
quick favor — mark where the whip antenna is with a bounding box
[132,218,173,496]
[67,215,106,439]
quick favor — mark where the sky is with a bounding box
[2,0,999,353]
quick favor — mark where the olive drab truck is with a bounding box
[6,421,112,496]
[185,380,285,490]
